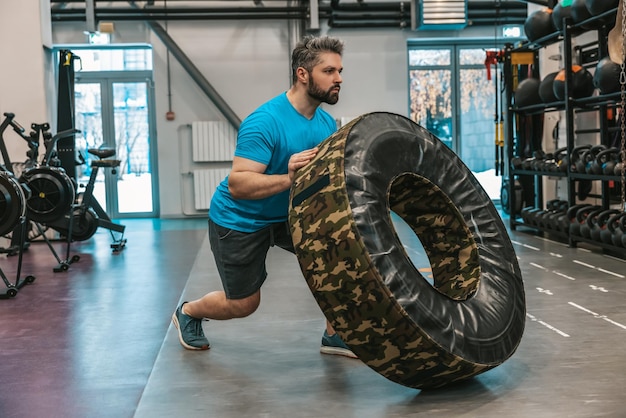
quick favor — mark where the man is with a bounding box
[172,35,356,358]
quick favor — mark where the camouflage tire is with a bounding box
[289,112,525,389]
[0,171,27,236]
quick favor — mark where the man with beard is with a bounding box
[172,35,356,358]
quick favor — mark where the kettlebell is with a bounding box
[580,207,605,239]
[591,209,621,242]
[583,145,607,174]
[544,200,568,230]
[571,144,592,172]
[537,199,562,228]
[591,147,619,175]
[602,212,624,244]
[561,204,593,233]
[570,205,599,236]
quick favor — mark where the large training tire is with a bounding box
[289,112,525,389]
[0,171,27,237]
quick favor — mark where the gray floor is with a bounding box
[135,222,626,418]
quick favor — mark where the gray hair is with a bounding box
[291,35,344,83]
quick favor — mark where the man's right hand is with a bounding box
[288,147,318,182]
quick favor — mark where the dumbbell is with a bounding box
[550,147,568,173]
[511,156,524,170]
[520,206,534,224]
[522,206,543,226]
[522,150,546,171]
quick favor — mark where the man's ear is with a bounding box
[296,67,309,84]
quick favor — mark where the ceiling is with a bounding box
[49,0,529,29]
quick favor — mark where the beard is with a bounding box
[307,74,340,105]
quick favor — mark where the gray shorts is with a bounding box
[208,219,295,299]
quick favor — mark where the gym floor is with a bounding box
[0,213,625,418]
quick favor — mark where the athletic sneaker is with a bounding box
[172,302,210,350]
[320,330,358,359]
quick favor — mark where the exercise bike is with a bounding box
[1,113,126,272]
[0,123,36,296]
[48,146,127,253]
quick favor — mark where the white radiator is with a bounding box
[193,168,231,210]
[191,121,237,162]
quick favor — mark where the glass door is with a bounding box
[408,43,501,200]
[74,74,158,218]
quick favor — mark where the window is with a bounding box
[408,39,513,200]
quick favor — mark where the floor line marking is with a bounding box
[530,262,548,270]
[553,271,576,281]
[603,254,626,263]
[532,236,569,247]
[572,260,624,278]
[573,260,595,269]
[522,244,540,251]
[597,268,624,279]
[568,302,626,331]
[526,313,570,338]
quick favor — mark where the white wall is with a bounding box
[0,0,54,169]
[50,17,500,217]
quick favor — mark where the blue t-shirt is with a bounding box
[209,92,337,232]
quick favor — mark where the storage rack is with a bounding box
[503,6,625,255]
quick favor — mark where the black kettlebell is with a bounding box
[537,199,562,228]
[608,212,626,247]
[583,145,606,174]
[591,209,621,242]
[572,205,601,237]
[545,200,568,230]
[571,144,592,172]
[594,148,619,175]
[602,212,624,244]
[562,204,592,233]
[581,207,605,239]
